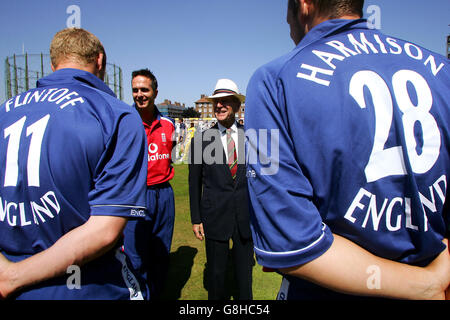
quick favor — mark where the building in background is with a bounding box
[194,94,245,121]
[4,53,123,100]
[194,95,214,119]
[157,99,185,119]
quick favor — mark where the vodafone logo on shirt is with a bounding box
[148,143,158,153]
[148,143,170,161]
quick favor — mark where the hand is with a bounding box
[0,252,15,299]
[192,223,205,241]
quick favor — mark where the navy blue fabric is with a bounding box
[123,183,175,299]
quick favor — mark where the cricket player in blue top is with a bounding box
[245,0,449,300]
[0,28,149,300]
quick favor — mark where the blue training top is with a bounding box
[245,19,449,299]
[0,68,149,300]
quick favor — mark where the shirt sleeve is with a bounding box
[89,110,148,218]
[245,66,334,269]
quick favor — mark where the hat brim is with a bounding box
[206,92,245,103]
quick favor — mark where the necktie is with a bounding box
[226,128,237,179]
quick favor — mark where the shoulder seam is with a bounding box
[161,117,175,127]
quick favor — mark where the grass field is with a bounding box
[160,164,282,300]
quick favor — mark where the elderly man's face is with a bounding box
[213,96,240,125]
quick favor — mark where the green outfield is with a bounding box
[160,164,281,300]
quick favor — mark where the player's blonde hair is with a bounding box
[289,0,364,19]
[50,28,106,69]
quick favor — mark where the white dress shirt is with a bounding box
[217,121,239,162]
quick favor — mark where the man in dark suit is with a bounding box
[189,79,254,300]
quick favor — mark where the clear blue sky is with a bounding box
[0,0,449,107]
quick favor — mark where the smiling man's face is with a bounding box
[132,75,158,110]
[213,96,241,127]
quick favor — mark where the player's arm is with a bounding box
[279,234,450,300]
[170,119,178,149]
[188,130,203,228]
[0,215,127,298]
[189,130,210,241]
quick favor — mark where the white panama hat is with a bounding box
[206,79,245,103]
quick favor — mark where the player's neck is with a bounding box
[138,106,156,125]
[52,62,102,80]
[309,14,360,33]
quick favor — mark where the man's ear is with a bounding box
[232,100,241,113]
[96,53,105,72]
[299,0,314,17]
[298,0,319,33]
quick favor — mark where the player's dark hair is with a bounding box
[289,0,364,19]
[131,68,158,91]
[288,0,300,16]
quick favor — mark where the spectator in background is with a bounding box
[188,122,196,139]
[174,118,186,163]
[177,118,186,143]
[181,122,197,163]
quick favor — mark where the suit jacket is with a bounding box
[188,123,251,241]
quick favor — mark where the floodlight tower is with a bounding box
[4,53,124,101]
